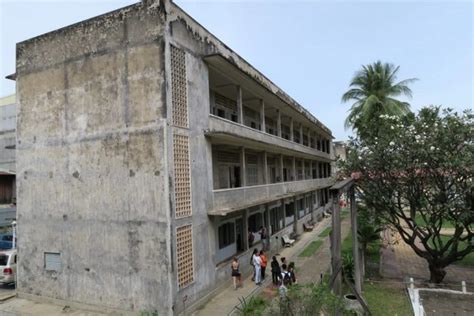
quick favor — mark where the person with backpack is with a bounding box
[288,262,297,284]
[271,256,281,285]
[280,264,293,286]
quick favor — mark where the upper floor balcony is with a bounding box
[204,54,333,157]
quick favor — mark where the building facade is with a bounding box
[13,0,335,314]
[0,95,16,204]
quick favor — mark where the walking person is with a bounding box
[252,248,262,285]
[259,226,269,251]
[271,256,281,285]
[250,248,257,281]
[288,262,297,284]
[260,250,267,280]
[281,264,293,286]
[231,257,242,289]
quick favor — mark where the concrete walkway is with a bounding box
[193,213,352,316]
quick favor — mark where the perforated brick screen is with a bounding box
[176,225,194,288]
[173,133,192,218]
[171,45,188,128]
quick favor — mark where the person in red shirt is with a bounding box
[260,250,268,280]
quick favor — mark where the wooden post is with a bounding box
[351,187,362,294]
[330,190,342,297]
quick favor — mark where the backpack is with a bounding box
[283,271,292,285]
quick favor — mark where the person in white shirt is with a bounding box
[252,248,262,285]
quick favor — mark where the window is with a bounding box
[218,222,235,249]
[44,252,61,271]
[217,108,225,118]
[248,213,263,232]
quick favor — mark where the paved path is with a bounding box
[194,213,352,316]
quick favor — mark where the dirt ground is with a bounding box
[420,291,474,315]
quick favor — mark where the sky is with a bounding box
[0,0,472,140]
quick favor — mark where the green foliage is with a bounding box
[237,295,268,316]
[268,282,350,316]
[342,61,417,139]
[299,240,323,257]
[342,106,474,282]
[342,253,355,283]
[319,227,332,237]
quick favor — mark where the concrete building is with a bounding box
[10,0,335,314]
[0,95,16,204]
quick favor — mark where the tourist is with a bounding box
[259,250,267,280]
[259,226,269,251]
[281,264,292,286]
[250,248,257,281]
[252,248,262,285]
[281,257,286,266]
[248,230,255,248]
[271,256,281,285]
[231,257,242,290]
[288,262,297,284]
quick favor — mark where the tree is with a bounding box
[342,107,474,283]
[357,211,383,277]
[342,61,417,138]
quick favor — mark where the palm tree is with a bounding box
[342,61,417,137]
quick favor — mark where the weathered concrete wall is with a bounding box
[16,2,173,314]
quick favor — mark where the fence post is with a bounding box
[410,277,415,290]
[462,281,467,293]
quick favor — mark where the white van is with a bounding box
[0,249,16,284]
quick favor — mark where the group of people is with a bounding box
[231,252,297,290]
[248,226,269,251]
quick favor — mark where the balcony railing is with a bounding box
[209,177,335,216]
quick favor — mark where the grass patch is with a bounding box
[299,240,323,257]
[319,227,332,238]
[237,294,268,316]
[414,213,455,228]
[363,282,412,316]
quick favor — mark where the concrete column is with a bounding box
[263,151,269,184]
[302,159,306,180]
[243,208,249,250]
[330,190,342,297]
[293,196,298,234]
[310,161,314,179]
[240,147,247,187]
[299,124,303,144]
[236,85,243,124]
[307,129,311,147]
[277,110,282,137]
[279,155,284,182]
[350,187,362,295]
[265,204,271,236]
[260,99,266,132]
[281,199,286,228]
[292,157,296,181]
[310,191,315,221]
[290,118,294,142]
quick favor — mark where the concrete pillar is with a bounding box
[263,151,269,184]
[290,118,294,142]
[292,157,296,181]
[265,204,271,236]
[293,196,298,234]
[281,199,286,228]
[240,147,246,187]
[307,129,311,147]
[299,124,303,144]
[243,208,249,250]
[310,191,315,221]
[350,187,362,295]
[236,85,243,124]
[260,99,266,132]
[279,155,284,182]
[277,110,282,137]
[310,160,314,179]
[330,190,342,297]
[302,159,305,180]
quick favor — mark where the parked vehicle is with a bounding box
[0,249,16,284]
[0,234,15,250]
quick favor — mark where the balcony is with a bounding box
[209,177,335,216]
[206,115,331,160]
